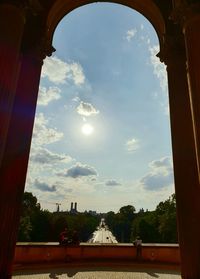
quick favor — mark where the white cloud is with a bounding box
[140,156,174,191]
[41,56,85,85]
[30,147,72,165]
[105,180,121,186]
[58,163,98,178]
[41,56,68,84]
[125,138,140,152]
[140,35,150,46]
[37,86,61,106]
[149,45,167,92]
[76,101,99,116]
[149,157,172,172]
[34,179,57,192]
[69,62,85,85]
[126,28,137,42]
[72,96,80,103]
[32,113,63,146]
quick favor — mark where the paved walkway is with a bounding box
[13,264,181,279]
[88,218,118,244]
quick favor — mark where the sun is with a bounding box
[81,123,94,136]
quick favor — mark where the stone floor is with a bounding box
[13,264,181,279]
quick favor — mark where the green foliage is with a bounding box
[18,192,177,243]
[18,192,100,242]
[18,216,32,241]
[30,210,52,242]
[131,211,160,243]
[131,194,177,243]
[119,205,135,218]
[21,192,40,214]
[48,212,99,242]
[106,205,136,242]
[106,194,177,243]
[155,193,177,243]
[18,192,40,241]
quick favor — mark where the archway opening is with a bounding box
[21,3,176,244]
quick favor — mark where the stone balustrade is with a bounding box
[14,243,180,266]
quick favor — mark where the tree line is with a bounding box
[17,192,177,243]
[105,194,177,243]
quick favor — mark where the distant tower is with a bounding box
[70,202,78,214]
[56,203,61,212]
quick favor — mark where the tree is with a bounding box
[105,206,136,242]
[30,210,51,242]
[18,192,177,243]
[119,205,135,219]
[131,194,177,243]
[131,211,159,243]
[119,205,136,242]
[21,192,40,215]
[18,216,32,241]
[155,194,177,243]
[18,192,41,241]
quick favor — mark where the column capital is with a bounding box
[157,31,186,68]
[170,2,200,27]
[35,36,56,61]
[0,0,44,25]
[0,0,43,14]
[22,37,55,65]
[0,0,44,28]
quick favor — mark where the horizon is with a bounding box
[32,192,174,214]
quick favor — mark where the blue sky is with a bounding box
[25,3,174,213]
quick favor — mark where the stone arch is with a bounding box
[44,3,200,278]
[46,0,165,51]
[1,1,200,278]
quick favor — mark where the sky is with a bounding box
[25,3,174,213]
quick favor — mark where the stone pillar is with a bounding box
[160,31,200,278]
[0,48,44,278]
[182,4,200,179]
[0,3,25,166]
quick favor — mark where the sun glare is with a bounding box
[81,123,94,136]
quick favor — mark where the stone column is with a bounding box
[159,30,200,278]
[0,2,25,166]
[182,4,200,179]
[0,45,47,277]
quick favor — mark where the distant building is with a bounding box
[70,202,78,214]
[84,210,97,216]
[88,218,118,244]
[89,210,97,216]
